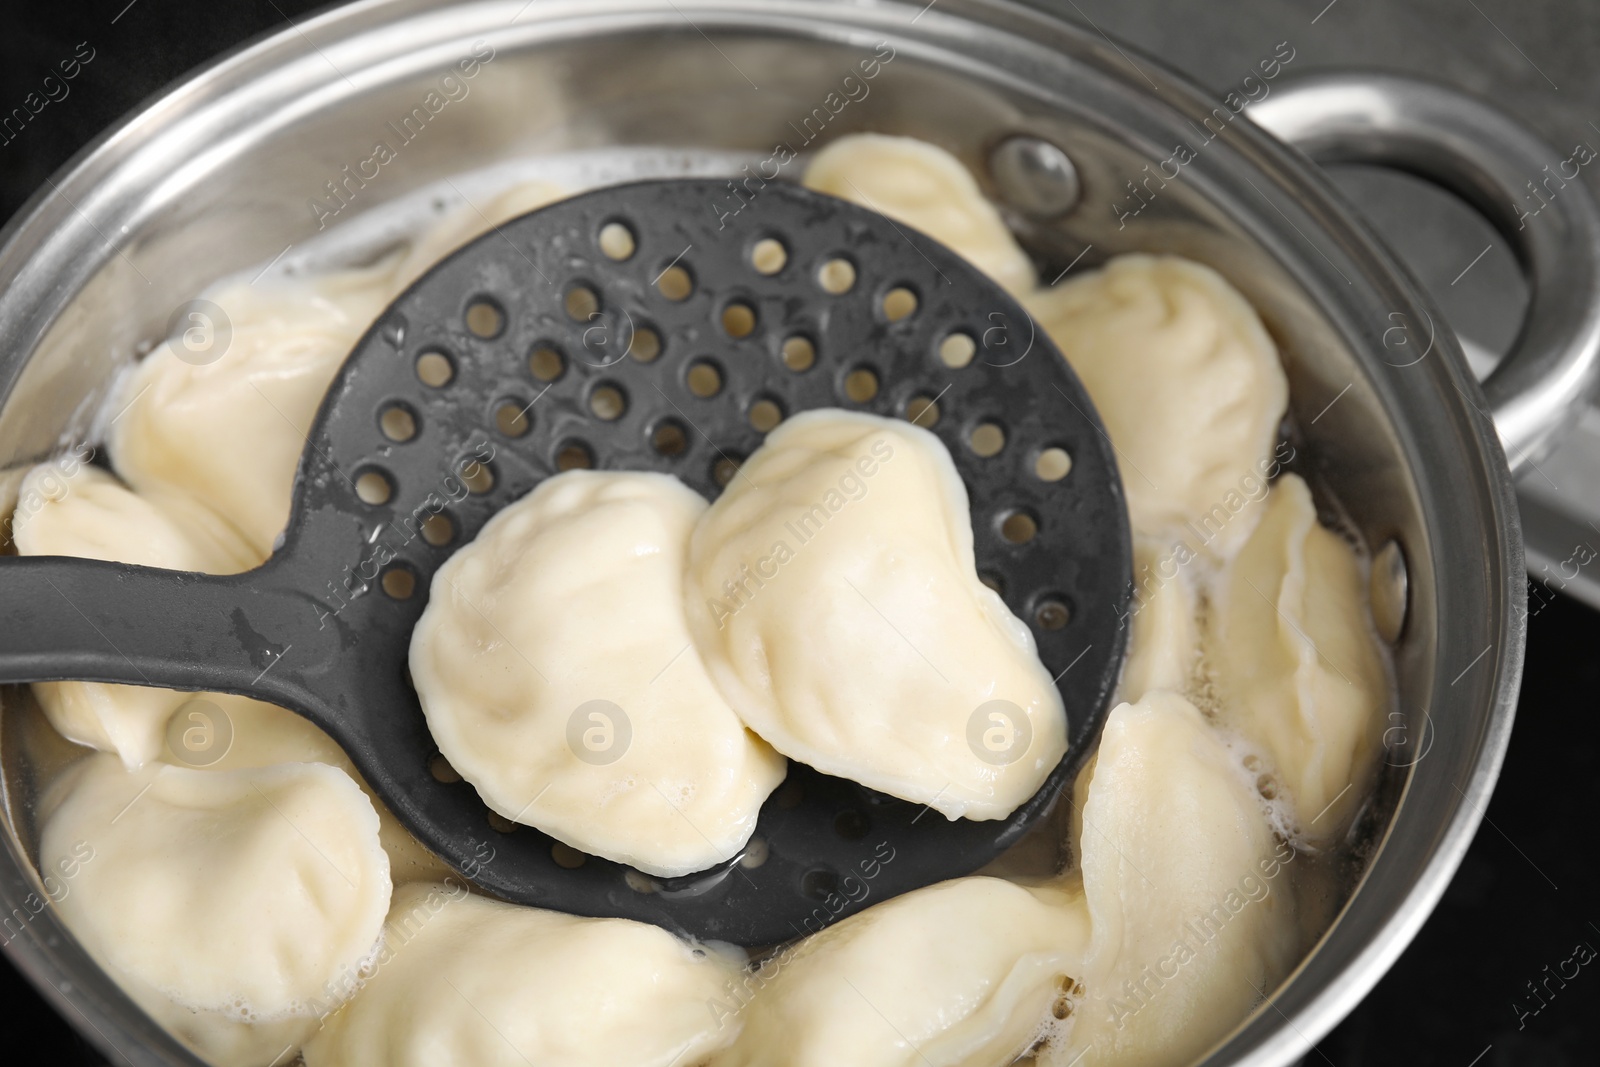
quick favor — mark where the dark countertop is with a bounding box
[2,2,1596,1064]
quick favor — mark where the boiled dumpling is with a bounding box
[39,754,391,1067]
[410,471,785,876]
[804,133,1037,295]
[1024,255,1289,555]
[107,268,392,558]
[171,695,452,885]
[685,410,1065,820]
[711,877,1091,1067]
[1203,473,1388,842]
[302,883,741,1067]
[10,459,256,571]
[108,179,567,557]
[1046,692,1298,1066]
[1118,539,1200,703]
[10,461,256,768]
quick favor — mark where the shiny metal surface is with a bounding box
[988,135,1082,217]
[0,2,1550,1065]
[1250,72,1600,474]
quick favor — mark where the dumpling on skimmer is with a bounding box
[685,410,1066,820]
[409,471,785,878]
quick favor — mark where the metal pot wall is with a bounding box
[2,1,1597,1064]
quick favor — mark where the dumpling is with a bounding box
[39,754,391,1067]
[107,267,393,558]
[803,133,1037,295]
[9,458,256,571]
[173,696,453,885]
[10,461,256,768]
[685,410,1065,820]
[1023,255,1289,555]
[410,471,785,876]
[1203,473,1389,842]
[1043,693,1298,1066]
[1118,539,1200,703]
[107,179,568,559]
[302,883,742,1067]
[711,877,1091,1067]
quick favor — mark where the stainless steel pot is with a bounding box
[3,2,1597,1064]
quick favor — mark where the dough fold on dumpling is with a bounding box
[1118,539,1200,703]
[685,411,1066,820]
[40,755,391,1067]
[10,461,256,768]
[1024,255,1289,555]
[804,133,1037,295]
[302,884,742,1067]
[1046,692,1298,1066]
[410,470,785,877]
[1203,473,1388,842]
[711,877,1091,1067]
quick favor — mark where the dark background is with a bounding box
[2,2,1596,1064]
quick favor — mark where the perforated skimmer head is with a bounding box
[0,180,1131,944]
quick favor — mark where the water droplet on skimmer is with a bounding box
[380,312,407,350]
[739,836,769,869]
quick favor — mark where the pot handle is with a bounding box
[1250,72,1600,472]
